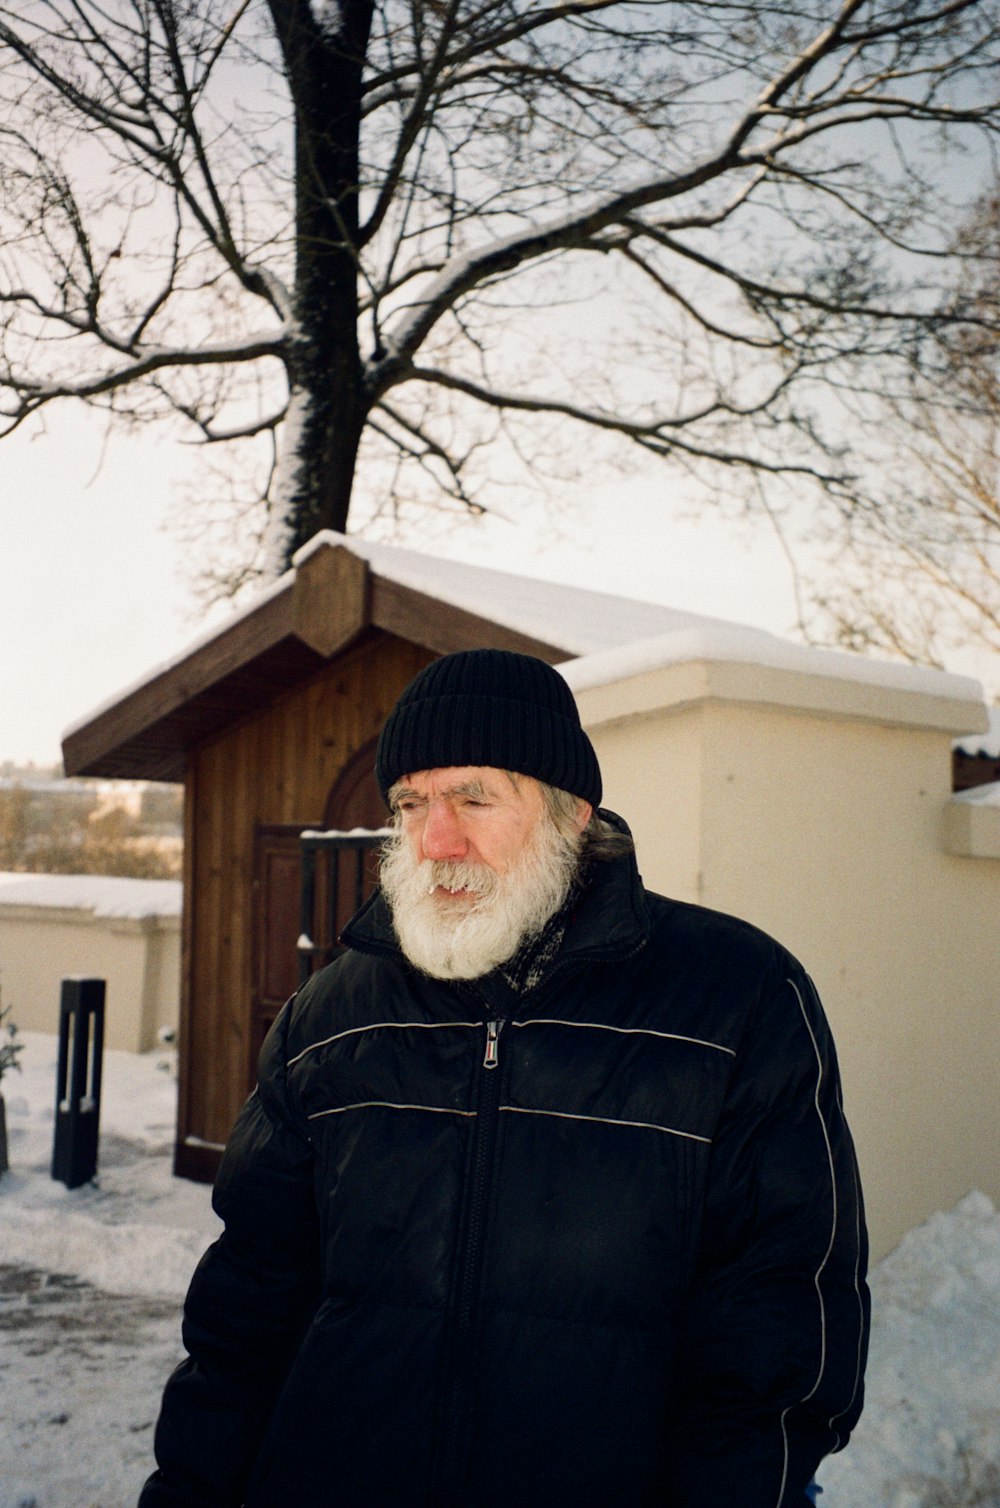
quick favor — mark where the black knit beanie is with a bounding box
[375,649,602,808]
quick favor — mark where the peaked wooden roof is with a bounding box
[60,535,675,780]
[62,532,744,782]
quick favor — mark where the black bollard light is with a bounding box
[52,977,105,1189]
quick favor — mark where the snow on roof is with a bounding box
[0,872,181,920]
[296,534,991,706]
[953,704,1000,758]
[296,530,744,655]
[62,529,991,746]
[558,625,985,704]
[60,531,761,747]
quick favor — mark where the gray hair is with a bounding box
[538,783,634,862]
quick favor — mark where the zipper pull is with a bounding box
[483,1018,503,1069]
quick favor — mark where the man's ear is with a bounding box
[574,800,593,833]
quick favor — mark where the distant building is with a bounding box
[0,771,182,876]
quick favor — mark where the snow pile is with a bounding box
[1,1032,998,1507]
[821,1191,1000,1507]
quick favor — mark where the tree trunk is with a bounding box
[267,0,376,564]
[279,347,367,553]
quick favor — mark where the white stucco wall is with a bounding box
[565,642,999,1261]
[0,876,181,1054]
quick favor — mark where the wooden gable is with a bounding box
[64,541,569,782]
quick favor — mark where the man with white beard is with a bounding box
[379,767,590,982]
[140,649,869,1508]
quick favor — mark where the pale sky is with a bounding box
[0,401,820,771]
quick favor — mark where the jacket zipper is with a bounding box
[483,1017,501,1068]
[432,1015,505,1505]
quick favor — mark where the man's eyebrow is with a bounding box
[449,779,491,799]
[389,778,496,803]
[388,783,421,807]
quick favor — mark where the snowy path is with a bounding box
[0,1032,998,1508]
[0,1035,219,1508]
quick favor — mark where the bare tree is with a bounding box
[1,0,999,583]
[801,188,1000,693]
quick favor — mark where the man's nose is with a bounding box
[420,802,468,862]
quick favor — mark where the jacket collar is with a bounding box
[341,809,650,971]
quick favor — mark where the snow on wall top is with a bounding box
[0,872,181,920]
[557,624,985,705]
[952,780,1000,808]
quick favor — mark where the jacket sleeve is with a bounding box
[138,1002,321,1508]
[665,962,870,1508]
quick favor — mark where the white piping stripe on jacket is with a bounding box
[511,1018,736,1056]
[824,1081,867,1450]
[826,1141,867,1451]
[305,1099,709,1142]
[289,1019,735,1072]
[773,976,843,1508]
[499,1104,712,1144]
[307,1100,477,1122]
[287,1020,480,1069]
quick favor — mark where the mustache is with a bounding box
[421,860,498,898]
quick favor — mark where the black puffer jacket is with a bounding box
[140,827,869,1508]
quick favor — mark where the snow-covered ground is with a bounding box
[0,1032,998,1508]
[0,1034,220,1508]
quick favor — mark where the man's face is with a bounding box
[391,766,547,899]
[380,766,589,979]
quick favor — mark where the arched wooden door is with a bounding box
[324,738,384,831]
[317,738,387,953]
[249,741,387,1081]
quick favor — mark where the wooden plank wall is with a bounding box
[175,631,433,1175]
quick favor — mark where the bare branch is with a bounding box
[403,362,859,497]
[2,0,998,577]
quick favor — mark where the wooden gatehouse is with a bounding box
[63,532,694,1179]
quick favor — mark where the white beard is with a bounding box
[379,812,582,980]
